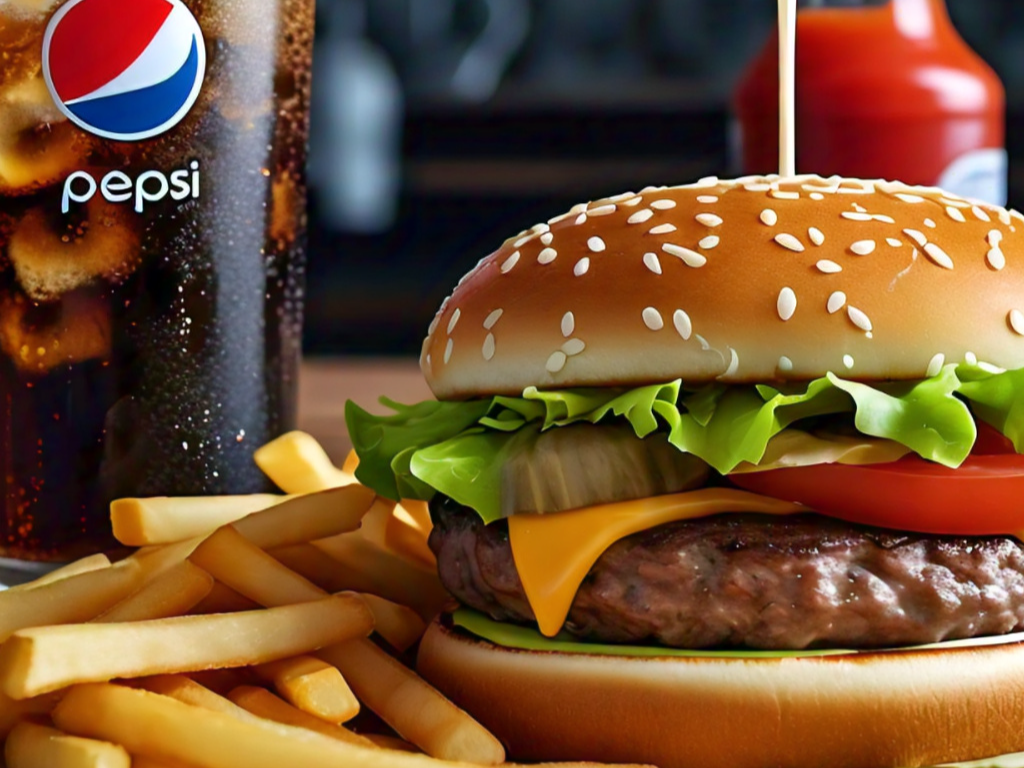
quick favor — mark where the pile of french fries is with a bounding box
[0,432,647,768]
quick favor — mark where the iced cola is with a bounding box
[0,0,314,562]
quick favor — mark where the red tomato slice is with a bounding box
[730,453,1024,535]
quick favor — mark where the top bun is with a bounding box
[420,175,1024,400]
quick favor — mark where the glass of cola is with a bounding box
[0,0,314,565]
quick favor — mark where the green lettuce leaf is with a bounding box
[345,363,1024,521]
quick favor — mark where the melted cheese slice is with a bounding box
[508,489,808,637]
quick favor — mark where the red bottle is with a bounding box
[734,0,1006,204]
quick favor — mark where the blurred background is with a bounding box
[302,0,1024,357]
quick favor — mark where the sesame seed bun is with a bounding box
[417,617,1024,768]
[420,175,1024,400]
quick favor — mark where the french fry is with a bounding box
[0,691,62,738]
[233,484,375,550]
[359,594,427,653]
[129,537,208,581]
[366,734,422,753]
[6,720,130,768]
[184,668,260,696]
[54,683,481,768]
[189,525,421,652]
[269,543,372,593]
[0,595,373,699]
[228,685,374,748]
[111,494,287,546]
[7,553,111,592]
[0,559,144,642]
[318,638,505,765]
[253,656,359,723]
[311,534,450,620]
[189,526,326,607]
[132,757,201,768]
[135,675,260,723]
[359,496,397,548]
[390,501,436,568]
[190,581,261,614]
[254,431,354,493]
[342,449,360,474]
[93,562,213,623]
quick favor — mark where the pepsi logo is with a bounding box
[43,0,206,142]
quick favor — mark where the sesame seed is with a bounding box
[838,187,872,195]
[621,196,643,207]
[574,213,588,226]
[650,200,677,210]
[444,338,454,364]
[853,204,867,213]
[745,183,771,192]
[648,223,677,235]
[847,306,873,332]
[774,233,805,252]
[779,356,794,372]
[696,196,718,204]
[872,215,896,224]
[1010,310,1024,336]
[540,232,554,245]
[998,209,1012,226]
[643,307,665,331]
[662,243,707,268]
[810,193,825,201]
[946,207,967,223]
[777,287,797,321]
[546,351,567,373]
[699,236,720,249]
[988,248,1006,271]
[770,190,800,200]
[923,242,954,270]
[988,229,1004,246]
[500,252,520,273]
[482,333,496,361]
[941,197,969,207]
[965,352,978,366]
[561,312,575,338]
[816,260,842,274]
[808,227,825,246]
[979,361,1006,375]
[827,292,847,314]
[514,234,536,248]
[574,257,590,276]
[973,205,992,222]
[843,354,855,369]
[927,353,945,378]
[547,211,574,225]
[696,176,719,187]
[896,193,925,204]
[902,229,928,248]
[719,348,740,378]
[532,223,551,234]
[695,334,711,351]
[886,238,903,247]
[760,209,778,226]
[841,212,873,222]
[483,309,503,329]
[587,237,606,253]
[447,308,461,334]
[924,218,937,229]
[850,240,876,256]
[696,213,723,228]
[1013,210,1024,224]
[588,204,617,217]
[538,247,558,264]
[628,209,654,225]
[673,310,692,340]
[562,339,586,356]
[643,252,662,275]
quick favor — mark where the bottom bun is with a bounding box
[417,617,1024,768]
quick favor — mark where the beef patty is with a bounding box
[429,495,1024,650]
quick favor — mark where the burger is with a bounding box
[346,174,1024,768]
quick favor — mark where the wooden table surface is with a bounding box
[298,357,433,463]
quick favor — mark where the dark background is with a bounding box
[304,0,1024,356]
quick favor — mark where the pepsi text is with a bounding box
[62,161,201,214]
